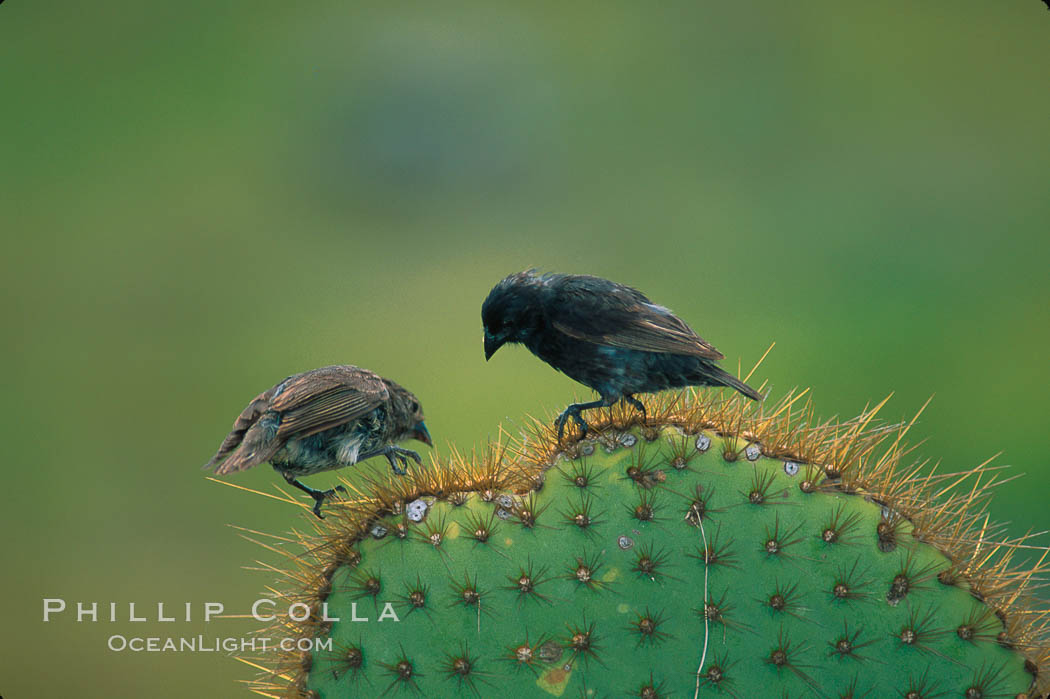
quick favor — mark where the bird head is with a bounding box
[384,380,432,447]
[482,269,542,360]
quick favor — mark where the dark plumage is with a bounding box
[203,365,431,517]
[482,270,762,438]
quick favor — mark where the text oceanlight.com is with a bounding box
[106,636,335,653]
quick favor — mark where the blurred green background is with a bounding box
[2,1,1048,697]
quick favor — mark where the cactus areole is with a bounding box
[237,389,1049,698]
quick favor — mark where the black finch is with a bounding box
[203,365,431,517]
[482,270,763,438]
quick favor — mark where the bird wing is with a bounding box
[270,365,390,441]
[203,366,389,474]
[549,276,725,359]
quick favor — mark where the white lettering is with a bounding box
[77,602,98,622]
[204,602,224,622]
[287,603,310,622]
[43,598,66,621]
[321,602,339,622]
[377,603,400,622]
[251,599,276,622]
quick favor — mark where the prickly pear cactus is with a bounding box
[240,392,1049,698]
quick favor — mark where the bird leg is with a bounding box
[358,445,422,475]
[281,471,347,519]
[554,396,616,441]
[623,394,647,422]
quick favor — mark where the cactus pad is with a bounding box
[235,390,1050,698]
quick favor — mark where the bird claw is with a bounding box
[385,446,420,476]
[624,395,647,423]
[554,411,566,439]
[309,486,347,518]
[280,473,346,519]
[555,408,589,441]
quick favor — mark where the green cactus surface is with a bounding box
[292,427,1035,698]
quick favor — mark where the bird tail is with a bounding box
[201,392,275,472]
[202,430,247,472]
[205,410,281,475]
[702,364,764,401]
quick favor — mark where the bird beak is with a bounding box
[484,332,505,361]
[413,421,433,447]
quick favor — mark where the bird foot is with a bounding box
[555,397,619,441]
[554,406,590,441]
[308,485,347,518]
[384,446,422,475]
[624,395,647,423]
[278,472,348,518]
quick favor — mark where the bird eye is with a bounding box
[411,401,419,412]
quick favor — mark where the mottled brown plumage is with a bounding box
[204,365,431,517]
